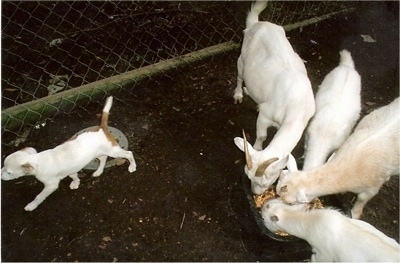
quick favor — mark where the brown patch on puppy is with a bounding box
[21,163,35,174]
[64,134,78,143]
[63,126,102,144]
[99,112,119,146]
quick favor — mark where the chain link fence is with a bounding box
[1,1,358,147]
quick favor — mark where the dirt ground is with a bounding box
[1,1,399,262]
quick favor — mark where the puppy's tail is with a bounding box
[100,96,113,130]
[339,49,355,69]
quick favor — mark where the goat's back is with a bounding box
[263,201,399,262]
[240,22,312,107]
[313,50,361,128]
[242,22,306,73]
[303,52,361,170]
[314,67,361,116]
[337,98,399,160]
[353,98,399,135]
[309,209,400,262]
[331,98,399,180]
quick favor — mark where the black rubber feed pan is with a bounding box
[242,173,351,242]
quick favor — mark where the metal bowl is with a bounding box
[73,126,129,170]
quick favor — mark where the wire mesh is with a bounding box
[1,1,359,146]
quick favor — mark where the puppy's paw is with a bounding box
[69,180,80,189]
[24,202,38,211]
[92,171,103,177]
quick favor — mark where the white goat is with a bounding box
[261,199,400,262]
[276,97,400,219]
[303,49,361,170]
[233,0,315,194]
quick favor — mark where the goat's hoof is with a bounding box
[24,202,37,211]
[69,181,80,189]
[128,165,137,173]
[233,96,243,104]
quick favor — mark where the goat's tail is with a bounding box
[246,0,268,29]
[339,49,355,69]
[100,96,113,129]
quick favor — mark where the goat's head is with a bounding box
[261,198,308,232]
[276,162,314,204]
[234,130,297,194]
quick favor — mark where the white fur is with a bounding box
[276,98,400,219]
[233,0,314,194]
[1,96,137,211]
[303,50,361,170]
[261,199,400,262]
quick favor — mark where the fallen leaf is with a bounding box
[98,243,107,249]
[360,34,376,43]
[102,236,112,242]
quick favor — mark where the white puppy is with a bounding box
[261,199,400,262]
[1,96,137,211]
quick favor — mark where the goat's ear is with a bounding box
[279,185,288,193]
[234,137,255,155]
[287,153,298,171]
[270,215,279,222]
[268,153,293,174]
[21,147,37,154]
[296,190,309,203]
[21,163,37,175]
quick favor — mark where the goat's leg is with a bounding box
[351,189,378,219]
[254,111,274,151]
[234,57,244,104]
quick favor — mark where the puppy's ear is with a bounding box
[21,163,37,175]
[270,215,279,222]
[296,189,309,203]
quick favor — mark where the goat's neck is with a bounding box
[267,121,307,154]
[279,210,315,239]
[281,210,333,248]
[304,157,355,196]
